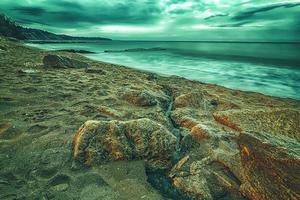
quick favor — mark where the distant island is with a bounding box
[0,13,111,41]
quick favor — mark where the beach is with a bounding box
[27,40,300,100]
[1,37,300,200]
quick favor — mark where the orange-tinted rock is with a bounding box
[121,89,158,106]
[238,132,300,200]
[169,156,244,200]
[191,124,211,141]
[97,106,120,118]
[73,120,101,161]
[171,111,199,129]
[214,109,300,139]
[174,91,206,108]
[213,113,242,132]
[73,118,177,169]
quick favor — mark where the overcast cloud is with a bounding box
[0,0,299,41]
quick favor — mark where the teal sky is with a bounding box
[0,0,300,41]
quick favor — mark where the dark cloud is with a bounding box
[50,0,83,10]
[0,0,299,41]
[6,1,162,28]
[12,6,45,16]
[232,2,300,20]
[217,22,253,28]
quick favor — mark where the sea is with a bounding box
[27,40,300,100]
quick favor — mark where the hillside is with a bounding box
[0,14,111,41]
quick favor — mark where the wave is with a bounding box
[104,47,167,53]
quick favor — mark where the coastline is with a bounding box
[1,37,300,199]
[25,41,300,100]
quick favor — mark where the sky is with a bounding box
[0,0,300,41]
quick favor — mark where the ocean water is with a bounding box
[27,41,300,100]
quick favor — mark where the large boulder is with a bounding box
[213,109,300,139]
[238,131,300,200]
[168,129,245,200]
[73,118,177,169]
[43,54,89,69]
[168,156,245,200]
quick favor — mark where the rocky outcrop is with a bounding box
[169,155,244,200]
[213,109,300,139]
[238,131,300,200]
[0,13,111,41]
[43,54,89,69]
[73,119,177,169]
[169,128,245,200]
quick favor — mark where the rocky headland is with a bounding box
[0,37,299,200]
[0,14,111,41]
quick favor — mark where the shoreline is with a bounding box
[1,37,300,200]
[25,42,300,100]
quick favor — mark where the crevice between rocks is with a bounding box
[145,85,194,200]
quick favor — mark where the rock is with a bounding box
[122,89,157,107]
[238,131,300,200]
[43,54,89,69]
[121,89,160,107]
[73,118,177,169]
[174,91,210,109]
[97,106,121,118]
[169,156,244,200]
[214,109,300,139]
[180,128,197,152]
[171,110,199,129]
[213,113,242,132]
[191,124,211,141]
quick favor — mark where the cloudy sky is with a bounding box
[0,0,300,41]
